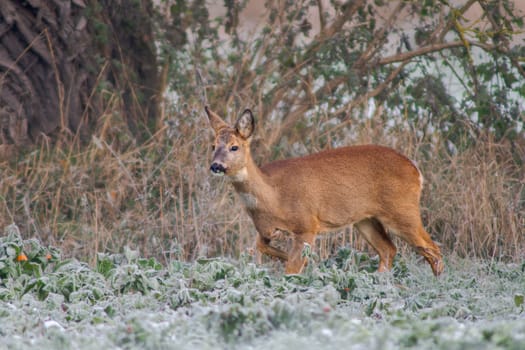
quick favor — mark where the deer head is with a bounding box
[205,106,255,181]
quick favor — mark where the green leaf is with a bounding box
[5,246,17,258]
[514,294,524,308]
[365,299,378,316]
[96,257,115,278]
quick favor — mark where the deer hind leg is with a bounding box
[413,225,444,276]
[355,218,397,272]
[381,214,444,276]
[256,234,288,262]
[285,232,315,274]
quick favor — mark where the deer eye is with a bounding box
[211,145,216,151]
[230,145,239,151]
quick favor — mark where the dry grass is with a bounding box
[422,137,524,261]
[0,96,523,266]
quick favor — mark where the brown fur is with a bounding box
[205,106,443,276]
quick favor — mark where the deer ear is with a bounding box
[205,106,229,133]
[235,109,255,139]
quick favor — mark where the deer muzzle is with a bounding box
[210,162,227,175]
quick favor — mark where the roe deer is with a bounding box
[205,106,444,276]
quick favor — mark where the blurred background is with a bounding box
[0,0,523,266]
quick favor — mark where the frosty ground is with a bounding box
[0,231,524,350]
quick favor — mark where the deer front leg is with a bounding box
[285,233,315,274]
[256,234,288,261]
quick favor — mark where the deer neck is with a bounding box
[230,156,275,211]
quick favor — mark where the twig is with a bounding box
[43,28,66,132]
[316,0,325,32]
[378,40,496,65]
[195,68,208,106]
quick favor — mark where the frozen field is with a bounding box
[1,230,524,350]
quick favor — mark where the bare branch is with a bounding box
[475,0,525,79]
[264,0,368,143]
[322,61,410,136]
[437,0,478,42]
[316,0,325,33]
[377,40,496,65]
[354,1,406,69]
[320,0,366,39]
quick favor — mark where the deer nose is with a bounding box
[210,162,226,175]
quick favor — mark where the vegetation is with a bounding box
[0,1,523,347]
[0,0,523,264]
[0,228,524,349]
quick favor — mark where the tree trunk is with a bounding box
[0,0,160,156]
[98,0,160,140]
[0,0,95,148]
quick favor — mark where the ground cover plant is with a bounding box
[0,225,524,349]
[0,1,524,349]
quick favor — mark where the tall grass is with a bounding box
[0,95,522,266]
[422,137,524,261]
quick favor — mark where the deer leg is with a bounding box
[285,233,315,274]
[408,229,443,276]
[256,234,288,261]
[355,218,397,272]
[415,240,444,277]
[381,214,444,276]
